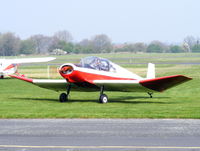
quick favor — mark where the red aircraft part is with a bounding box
[9,75,33,83]
[140,75,192,92]
[3,64,17,71]
[59,67,135,84]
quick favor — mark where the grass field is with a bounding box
[0,53,199,118]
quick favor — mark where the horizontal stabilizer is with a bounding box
[140,75,192,92]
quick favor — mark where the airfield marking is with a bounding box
[0,145,200,149]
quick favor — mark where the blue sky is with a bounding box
[0,0,199,43]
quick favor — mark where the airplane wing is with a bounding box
[139,75,192,92]
[93,80,149,92]
[9,57,56,64]
[10,74,192,93]
[93,75,192,92]
[10,75,67,91]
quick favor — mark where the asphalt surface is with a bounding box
[0,119,200,151]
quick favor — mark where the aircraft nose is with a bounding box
[59,63,85,83]
[59,65,74,75]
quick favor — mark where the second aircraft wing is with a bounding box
[9,57,56,64]
[10,75,67,91]
[93,75,192,92]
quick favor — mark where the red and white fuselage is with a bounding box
[59,63,142,83]
[58,56,191,92]
[10,56,192,103]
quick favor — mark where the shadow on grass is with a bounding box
[0,77,12,80]
[109,96,170,104]
[10,97,58,102]
[11,95,171,104]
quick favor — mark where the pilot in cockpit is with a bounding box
[99,59,109,71]
[90,57,100,70]
[80,56,116,72]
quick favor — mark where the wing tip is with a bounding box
[46,57,56,61]
[171,75,192,81]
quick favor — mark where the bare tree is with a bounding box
[0,32,20,56]
[183,36,196,49]
[91,34,113,53]
[79,39,91,47]
[182,43,191,52]
[30,35,54,54]
[133,42,147,52]
[54,30,73,43]
[20,39,36,54]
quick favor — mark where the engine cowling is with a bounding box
[59,65,74,75]
[59,63,85,83]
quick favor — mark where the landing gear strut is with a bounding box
[148,92,153,98]
[59,84,71,102]
[99,86,108,103]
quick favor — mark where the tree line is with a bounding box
[0,30,200,56]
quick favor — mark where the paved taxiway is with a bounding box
[0,119,200,151]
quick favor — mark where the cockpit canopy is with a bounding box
[76,56,142,79]
[79,56,116,72]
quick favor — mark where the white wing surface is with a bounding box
[9,57,56,64]
[10,75,67,91]
[93,80,150,92]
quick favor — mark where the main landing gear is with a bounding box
[0,75,4,79]
[59,85,108,103]
[59,85,71,102]
[99,86,108,103]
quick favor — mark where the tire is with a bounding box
[99,94,108,103]
[0,75,4,79]
[59,93,68,102]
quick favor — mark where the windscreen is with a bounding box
[80,56,116,72]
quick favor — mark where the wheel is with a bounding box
[99,94,108,103]
[0,75,4,79]
[59,93,68,102]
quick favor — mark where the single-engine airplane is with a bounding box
[0,57,55,78]
[10,56,192,103]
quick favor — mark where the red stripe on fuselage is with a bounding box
[60,70,135,83]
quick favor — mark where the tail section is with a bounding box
[146,63,155,79]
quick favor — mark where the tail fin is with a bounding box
[146,63,155,79]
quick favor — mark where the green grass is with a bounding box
[0,78,199,118]
[2,52,200,64]
[50,52,200,64]
[0,53,200,118]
